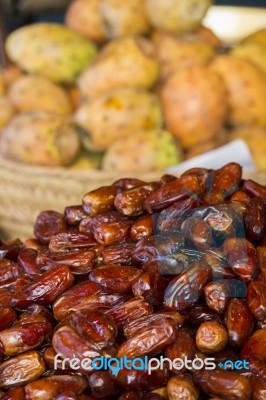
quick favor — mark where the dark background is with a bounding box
[1,0,266,33]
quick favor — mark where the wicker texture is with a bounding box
[0,158,161,239]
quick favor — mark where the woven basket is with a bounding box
[1,157,266,240]
[0,158,162,240]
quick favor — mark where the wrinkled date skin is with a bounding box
[124,312,184,339]
[52,281,102,320]
[107,296,153,329]
[133,232,184,265]
[117,317,178,359]
[89,264,142,293]
[64,205,87,226]
[102,243,136,265]
[52,326,102,374]
[224,238,260,283]
[49,232,96,252]
[115,183,160,216]
[195,321,228,354]
[167,374,199,400]
[164,261,212,311]
[12,265,74,309]
[156,197,199,233]
[69,310,117,349]
[0,259,21,289]
[34,210,66,245]
[0,320,51,356]
[0,351,45,389]
[36,248,96,275]
[132,271,168,306]
[204,280,247,314]
[225,298,254,348]
[193,370,252,400]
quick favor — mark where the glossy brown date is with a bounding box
[247,281,266,321]
[114,366,169,391]
[12,265,74,309]
[241,329,266,362]
[0,351,45,389]
[224,238,259,283]
[102,243,136,265]
[64,205,87,226]
[115,183,160,216]
[181,217,214,251]
[133,232,184,265]
[204,280,245,314]
[229,190,251,207]
[167,374,199,400]
[3,387,25,400]
[156,197,199,233]
[37,248,96,275]
[187,303,221,325]
[69,310,117,348]
[82,185,118,217]
[52,325,102,374]
[107,296,152,329]
[34,210,66,245]
[242,179,266,198]
[244,197,266,241]
[88,371,119,398]
[117,317,178,359]
[132,271,168,306]
[165,329,196,373]
[193,370,252,400]
[0,307,16,331]
[52,281,102,320]
[0,259,21,289]
[25,375,88,400]
[252,377,266,400]
[164,261,212,311]
[0,320,51,356]
[213,163,242,192]
[130,215,154,241]
[49,232,96,252]
[196,321,228,354]
[89,264,142,293]
[17,248,41,276]
[93,221,132,246]
[225,298,254,348]
[143,175,202,213]
[124,311,184,339]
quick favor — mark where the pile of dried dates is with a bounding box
[0,162,265,399]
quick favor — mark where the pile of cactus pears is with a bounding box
[0,0,265,171]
